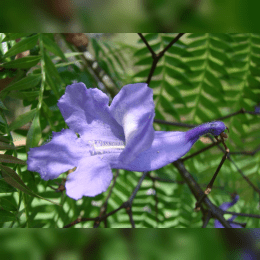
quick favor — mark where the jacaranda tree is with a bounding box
[0,33,259,229]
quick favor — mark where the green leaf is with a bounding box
[0,197,17,211]
[134,66,163,78]
[55,61,83,68]
[134,43,161,56]
[8,108,37,131]
[185,59,205,68]
[7,91,40,100]
[204,70,223,91]
[187,33,206,39]
[1,33,32,42]
[0,165,61,206]
[196,107,211,122]
[91,38,101,59]
[0,209,16,222]
[202,82,225,103]
[209,38,233,52]
[159,95,181,121]
[26,111,42,151]
[2,74,41,92]
[166,66,192,86]
[0,99,8,110]
[1,56,41,69]
[200,95,221,117]
[52,52,83,61]
[165,55,192,72]
[44,52,63,87]
[0,136,11,143]
[208,59,229,76]
[0,154,26,165]
[134,56,153,66]
[167,46,192,57]
[163,81,187,106]
[0,179,17,193]
[188,39,207,48]
[42,34,67,60]
[137,33,158,43]
[3,34,39,58]
[46,73,60,98]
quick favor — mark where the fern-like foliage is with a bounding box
[0,33,259,228]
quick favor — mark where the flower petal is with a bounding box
[27,129,86,180]
[109,83,155,164]
[186,121,227,143]
[214,220,225,228]
[57,83,124,143]
[219,195,239,211]
[112,131,192,171]
[65,156,113,200]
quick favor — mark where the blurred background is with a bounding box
[0,229,259,260]
[0,229,229,260]
[0,0,258,32]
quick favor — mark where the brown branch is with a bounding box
[159,33,185,56]
[201,211,211,228]
[94,169,120,228]
[137,33,156,58]
[229,144,260,156]
[224,211,260,219]
[148,174,185,184]
[63,171,148,228]
[216,108,260,121]
[195,151,229,211]
[125,203,135,228]
[182,139,221,161]
[62,33,118,98]
[154,118,196,128]
[173,160,232,228]
[138,33,185,85]
[129,171,148,204]
[148,173,159,223]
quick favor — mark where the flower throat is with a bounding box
[88,140,125,156]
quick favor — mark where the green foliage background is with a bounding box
[0,33,259,228]
[0,229,229,260]
[1,0,260,32]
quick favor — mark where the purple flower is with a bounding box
[214,195,244,228]
[27,82,227,200]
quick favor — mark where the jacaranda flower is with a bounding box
[214,195,244,228]
[27,82,228,200]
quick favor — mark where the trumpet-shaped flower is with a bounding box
[27,82,228,200]
[214,195,244,228]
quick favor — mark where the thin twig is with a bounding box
[195,151,229,211]
[216,108,260,121]
[154,118,196,128]
[125,205,135,228]
[137,33,156,57]
[148,173,159,224]
[138,33,185,85]
[229,144,260,156]
[173,160,232,228]
[159,33,185,56]
[148,174,185,184]
[202,211,211,228]
[94,169,120,228]
[129,171,148,204]
[224,211,260,218]
[63,172,148,228]
[182,139,221,161]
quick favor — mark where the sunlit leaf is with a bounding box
[1,56,41,69]
[3,34,38,58]
[0,165,61,206]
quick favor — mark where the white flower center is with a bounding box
[88,140,125,156]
